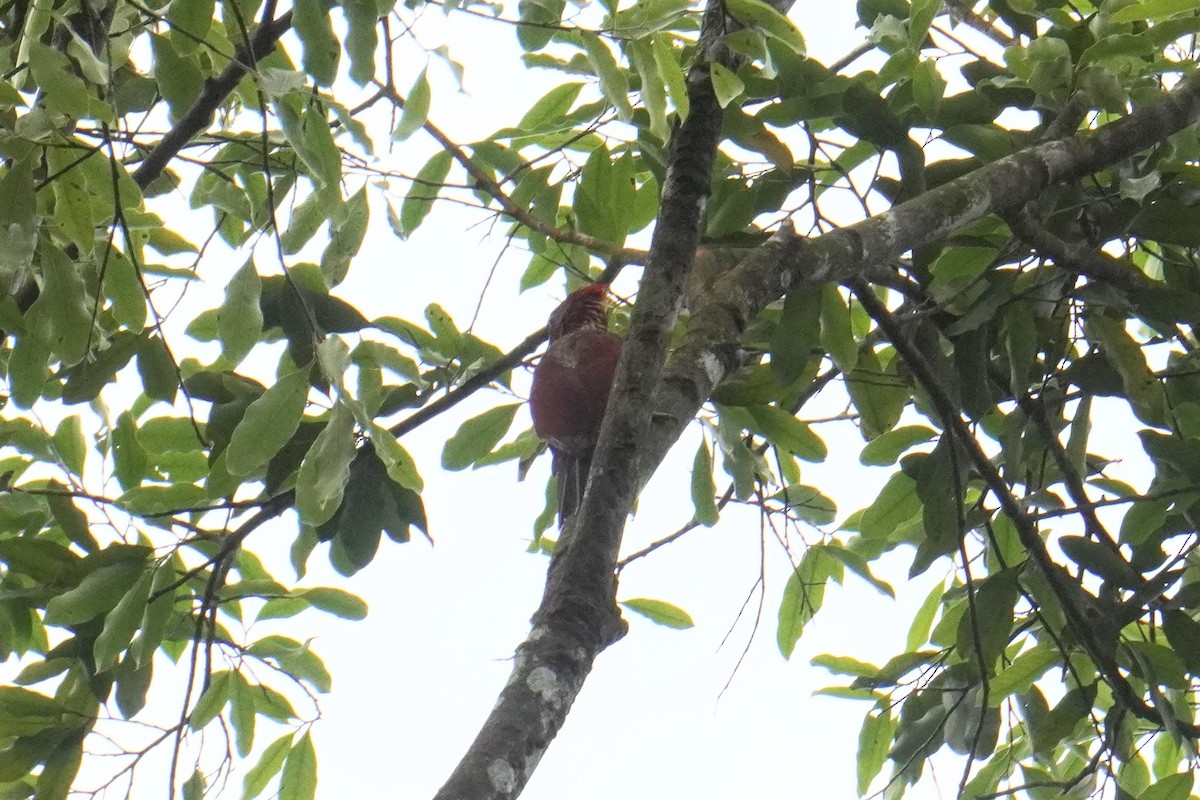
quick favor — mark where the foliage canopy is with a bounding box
[2,0,1200,798]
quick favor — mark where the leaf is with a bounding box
[621,598,694,629]
[519,83,583,131]
[1162,610,1200,676]
[279,732,317,800]
[820,284,858,372]
[1058,535,1142,588]
[1139,773,1193,800]
[242,734,292,800]
[295,402,356,527]
[857,709,894,795]
[772,289,820,386]
[60,330,145,405]
[690,438,719,526]
[225,367,311,476]
[44,558,148,626]
[987,646,1058,703]
[300,587,368,620]
[845,349,908,440]
[398,151,452,238]
[342,0,380,85]
[652,34,689,118]
[777,545,842,657]
[167,0,213,52]
[292,0,340,86]
[394,68,431,141]
[859,425,936,466]
[189,671,232,730]
[747,405,827,462]
[724,0,806,55]
[93,571,153,672]
[136,335,179,403]
[37,244,93,368]
[580,32,633,121]
[709,62,745,108]
[52,416,86,476]
[218,260,263,366]
[441,404,519,470]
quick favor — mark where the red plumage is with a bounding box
[529,283,623,524]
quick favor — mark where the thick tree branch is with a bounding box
[433,24,1200,800]
[432,0,801,796]
[640,70,1200,484]
[132,9,294,190]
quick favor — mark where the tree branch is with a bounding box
[431,0,795,794]
[132,9,295,190]
[639,70,1200,485]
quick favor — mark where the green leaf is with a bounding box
[167,0,213,52]
[34,734,84,800]
[299,587,368,620]
[652,34,689,118]
[580,32,633,121]
[905,579,944,651]
[912,58,945,118]
[47,490,98,552]
[225,367,311,476]
[52,416,87,476]
[859,425,936,466]
[189,671,232,730]
[746,405,827,462]
[820,284,858,372]
[230,673,256,757]
[218,260,263,366]
[709,62,745,108]
[621,598,694,629]
[724,0,806,54]
[61,330,145,405]
[1083,313,1166,426]
[690,438,719,526]
[519,83,583,131]
[137,335,178,404]
[44,558,148,626]
[93,570,153,672]
[293,0,340,85]
[1139,773,1193,800]
[398,151,452,238]
[393,68,431,141]
[342,0,380,85]
[112,410,149,492]
[279,732,317,800]
[7,332,51,409]
[772,289,820,386]
[777,545,841,657]
[242,734,292,800]
[909,0,940,44]
[856,709,894,795]
[987,646,1058,703]
[771,484,837,525]
[102,246,148,330]
[37,244,93,368]
[295,402,357,526]
[441,404,519,471]
[1058,535,1142,588]
[846,349,908,440]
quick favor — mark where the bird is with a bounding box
[529,283,624,525]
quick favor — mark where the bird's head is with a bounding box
[547,283,610,341]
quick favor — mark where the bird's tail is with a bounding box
[552,449,591,526]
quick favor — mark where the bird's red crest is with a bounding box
[548,283,610,341]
